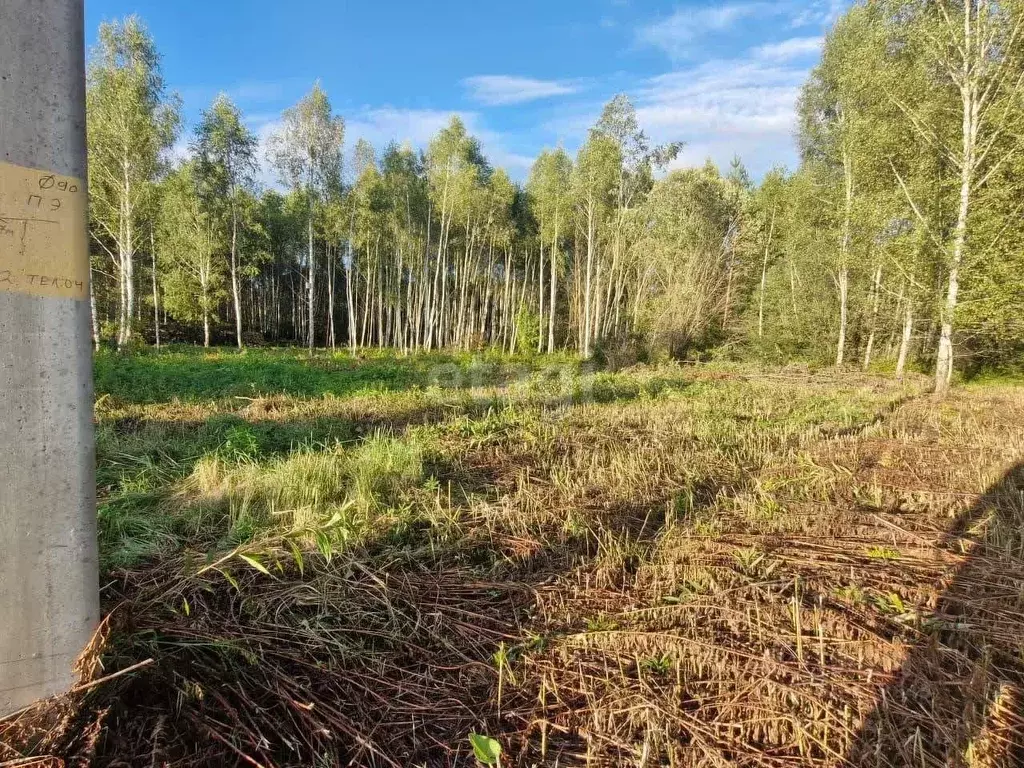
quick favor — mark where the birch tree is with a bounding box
[639,166,733,355]
[267,83,344,353]
[86,15,179,348]
[194,94,258,349]
[883,0,1024,393]
[594,96,681,344]
[528,148,573,352]
[572,133,619,357]
[799,7,879,367]
[158,163,225,347]
[753,170,786,340]
[722,157,752,332]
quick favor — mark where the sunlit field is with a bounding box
[3,348,1024,767]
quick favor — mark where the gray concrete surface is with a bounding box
[0,0,100,715]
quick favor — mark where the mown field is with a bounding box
[3,348,1024,767]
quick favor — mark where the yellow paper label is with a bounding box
[0,160,89,301]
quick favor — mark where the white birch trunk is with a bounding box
[231,205,243,349]
[863,264,882,371]
[896,300,913,381]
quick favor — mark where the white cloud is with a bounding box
[637,1,846,60]
[636,2,776,58]
[346,106,466,150]
[632,56,810,177]
[462,75,580,106]
[481,144,536,176]
[162,136,191,167]
[753,36,823,61]
[538,62,802,178]
[540,107,599,150]
[243,112,286,127]
[790,0,848,29]
[227,81,291,104]
[621,1,844,173]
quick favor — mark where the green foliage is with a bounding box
[527,147,573,248]
[219,424,262,463]
[514,307,540,356]
[98,491,180,569]
[573,131,620,222]
[92,348,575,567]
[468,733,502,766]
[157,162,227,341]
[267,82,345,195]
[640,654,673,677]
[93,346,561,406]
[346,434,423,512]
[193,93,258,206]
[638,164,734,355]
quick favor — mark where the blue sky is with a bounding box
[84,0,847,183]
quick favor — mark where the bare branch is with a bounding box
[889,159,947,254]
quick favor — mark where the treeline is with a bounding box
[88,2,1024,393]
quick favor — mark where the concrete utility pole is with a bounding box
[0,0,99,714]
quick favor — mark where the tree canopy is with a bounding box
[86,2,1024,388]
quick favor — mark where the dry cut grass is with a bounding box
[2,353,1022,768]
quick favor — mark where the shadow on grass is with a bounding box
[847,463,1024,767]
[46,467,679,767]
